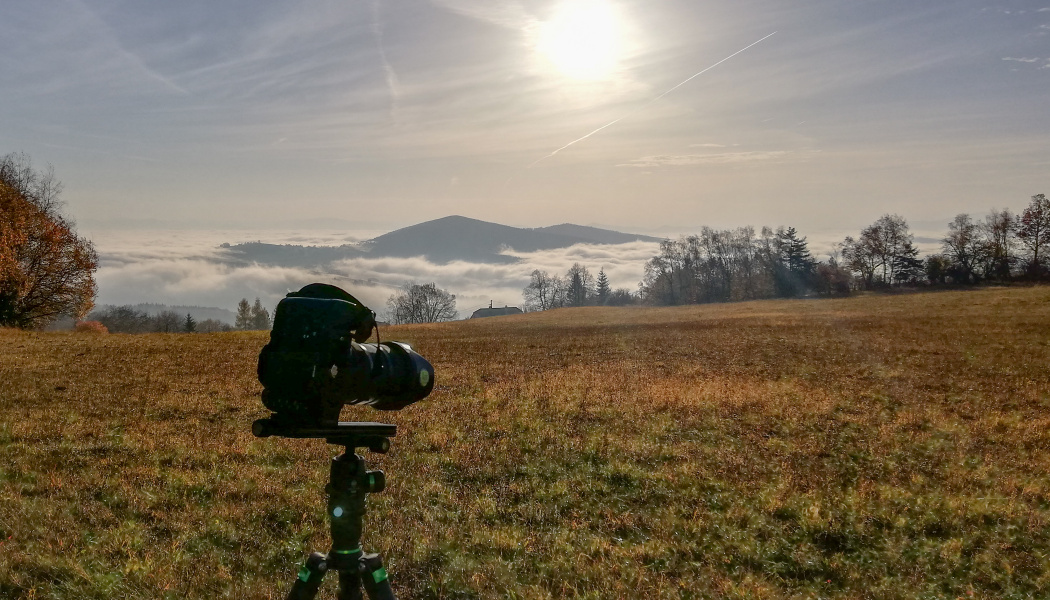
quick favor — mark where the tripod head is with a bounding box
[252,417,396,453]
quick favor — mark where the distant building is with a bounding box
[470,301,523,319]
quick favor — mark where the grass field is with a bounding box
[2,287,1049,599]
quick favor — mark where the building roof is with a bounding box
[470,305,523,319]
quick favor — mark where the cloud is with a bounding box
[93,230,662,319]
[690,143,726,148]
[1002,57,1041,63]
[618,151,791,168]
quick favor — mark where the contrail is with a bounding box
[528,31,777,168]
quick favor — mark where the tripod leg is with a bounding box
[359,553,396,600]
[286,552,329,600]
[336,568,363,600]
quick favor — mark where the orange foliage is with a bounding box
[0,179,97,328]
[74,320,108,334]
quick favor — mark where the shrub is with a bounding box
[74,320,108,334]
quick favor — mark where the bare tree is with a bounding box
[841,215,919,288]
[942,214,986,284]
[565,263,594,307]
[387,283,458,324]
[982,208,1016,280]
[522,269,564,311]
[1016,194,1050,277]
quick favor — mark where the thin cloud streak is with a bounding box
[527,31,778,168]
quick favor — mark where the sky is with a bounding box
[3,0,1049,314]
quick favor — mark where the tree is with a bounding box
[235,298,252,330]
[387,283,457,324]
[595,268,610,305]
[982,208,1016,281]
[154,310,182,333]
[942,214,986,284]
[0,153,97,328]
[251,297,271,330]
[183,313,197,333]
[813,257,853,296]
[91,305,151,333]
[606,287,635,306]
[925,255,951,285]
[197,318,232,333]
[769,226,815,297]
[565,263,593,307]
[1016,194,1050,278]
[522,270,564,311]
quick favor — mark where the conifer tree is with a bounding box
[235,298,252,330]
[595,268,610,305]
[250,297,271,330]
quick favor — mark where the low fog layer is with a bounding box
[93,229,661,319]
[92,222,947,320]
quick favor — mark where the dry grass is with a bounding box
[2,287,1049,599]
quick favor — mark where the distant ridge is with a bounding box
[532,223,664,245]
[221,215,665,267]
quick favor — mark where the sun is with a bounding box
[537,0,624,81]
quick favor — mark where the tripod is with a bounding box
[253,418,400,600]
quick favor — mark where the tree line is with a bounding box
[522,264,635,311]
[842,196,1049,288]
[90,297,271,334]
[636,193,1048,307]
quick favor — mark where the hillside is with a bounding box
[532,223,665,245]
[1,287,1048,598]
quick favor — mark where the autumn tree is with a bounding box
[387,283,457,324]
[0,153,97,328]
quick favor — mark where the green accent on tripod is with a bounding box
[372,567,388,584]
[335,548,362,556]
[298,564,311,582]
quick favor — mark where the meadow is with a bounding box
[1,287,1049,599]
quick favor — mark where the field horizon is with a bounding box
[2,286,1049,599]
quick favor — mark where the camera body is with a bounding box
[258,283,434,427]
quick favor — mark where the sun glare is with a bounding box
[537,0,623,80]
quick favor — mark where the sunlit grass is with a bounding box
[2,287,1049,598]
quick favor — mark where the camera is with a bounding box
[256,283,434,428]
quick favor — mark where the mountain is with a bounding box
[362,216,580,263]
[218,216,665,266]
[361,215,665,263]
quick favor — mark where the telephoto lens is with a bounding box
[257,283,434,426]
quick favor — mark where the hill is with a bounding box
[2,287,1047,598]
[221,216,665,266]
